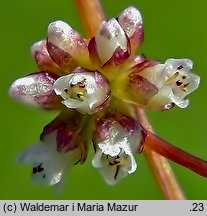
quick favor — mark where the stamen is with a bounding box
[114,165,120,180]
[181,83,189,92]
[64,89,68,93]
[107,155,121,166]
[37,164,44,173]
[177,65,183,70]
[32,167,38,174]
[176,80,183,86]
[165,72,179,85]
[32,164,44,174]
[181,75,187,79]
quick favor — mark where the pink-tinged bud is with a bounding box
[129,74,159,105]
[9,71,62,109]
[95,19,130,65]
[112,59,159,106]
[138,58,200,110]
[18,130,81,186]
[40,111,87,156]
[132,58,160,72]
[88,37,101,68]
[125,59,159,105]
[92,114,144,185]
[118,6,143,53]
[47,20,89,67]
[31,40,61,74]
[46,40,77,72]
[53,71,110,114]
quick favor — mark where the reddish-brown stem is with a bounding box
[145,132,207,177]
[75,0,105,38]
[136,108,185,199]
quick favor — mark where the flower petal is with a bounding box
[53,71,110,114]
[88,37,101,68]
[31,40,61,74]
[92,149,136,185]
[95,18,128,64]
[118,6,143,53]
[9,71,62,109]
[47,20,89,67]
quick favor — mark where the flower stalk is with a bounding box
[136,108,185,199]
[74,0,185,199]
[75,0,105,38]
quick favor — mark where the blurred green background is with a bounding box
[1,0,207,199]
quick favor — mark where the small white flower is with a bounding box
[53,71,110,114]
[139,58,200,109]
[18,131,80,185]
[92,120,142,185]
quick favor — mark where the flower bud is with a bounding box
[31,40,60,73]
[95,19,129,65]
[9,71,62,109]
[41,111,87,154]
[118,6,143,53]
[47,20,89,67]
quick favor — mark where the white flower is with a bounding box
[18,131,80,185]
[53,71,110,114]
[139,58,200,109]
[92,115,142,185]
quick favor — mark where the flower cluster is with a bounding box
[10,6,200,186]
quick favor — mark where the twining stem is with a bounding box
[145,131,207,178]
[136,109,185,199]
[75,0,185,199]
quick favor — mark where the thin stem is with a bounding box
[145,131,207,178]
[75,0,105,38]
[75,0,185,199]
[136,108,185,199]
